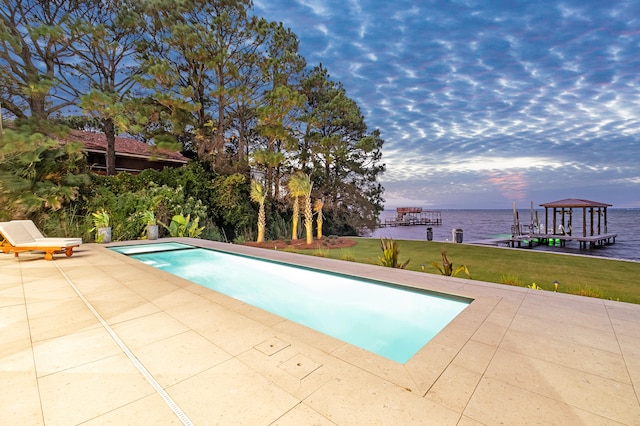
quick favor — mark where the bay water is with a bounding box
[367,208,640,262]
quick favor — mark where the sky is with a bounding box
[253,0,640,209]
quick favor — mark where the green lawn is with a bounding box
[291,238,640,304]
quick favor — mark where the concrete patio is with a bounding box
[2,238,639,425]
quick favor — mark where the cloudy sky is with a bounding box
[253,0,640,209]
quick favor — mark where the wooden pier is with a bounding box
[378,207,442,227]
[509,233,617,249]
[477,198,619,252]
[470,233,617,249]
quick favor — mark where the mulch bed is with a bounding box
[243,236,357,250]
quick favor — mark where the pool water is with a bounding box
[111,243,470,364]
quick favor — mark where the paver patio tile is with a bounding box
[465,376,618,425]
[499,327,630,382]
[38,353,155,425]
[424,363,483,413]
[81,393,182,425]
[110,311,189,349]
[305,369,460,425]
[167,358,299,425]
[271,403,336,425]
[485,349,640,424]
[0,371,43,425]
[32,327,122,376]
[131,330,232,387]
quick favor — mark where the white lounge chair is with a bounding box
[11,220,83,245]
[0,221,81,260]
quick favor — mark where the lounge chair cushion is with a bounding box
[11,220,83,245]
[0,221,35,245]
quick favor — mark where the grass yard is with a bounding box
[290,238,640,304]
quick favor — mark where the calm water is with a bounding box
[111,243,469,363]
[368,208,640,262]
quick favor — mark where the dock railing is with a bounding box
[379,208,443,227]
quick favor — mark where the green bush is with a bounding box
[377,238,410,269]
[430,249,471,278]
[0,126,89,223]
[83,174,210,242]
[266,212,291,241]
[162,214,204,238]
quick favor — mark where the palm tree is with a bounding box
[287,172,305,240]
[250,180,266,243]
[299,174,313,245]
[314,198,324,239]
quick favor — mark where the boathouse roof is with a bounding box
[540,198,612,208]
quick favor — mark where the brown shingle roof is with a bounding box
[67,129,188,164]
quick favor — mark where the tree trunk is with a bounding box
[237,117,246,164]
[214,65,226,167]
[304,195,313,245]
[257,204,265,243]
[274,165,281,200]
[291,197,299,240]
[103,118,117,175]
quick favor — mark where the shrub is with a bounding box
[430,249,471,278]
[162,214,204,238]
[0,126,89,222]
[377,238,410,269]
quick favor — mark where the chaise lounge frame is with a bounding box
[0,221,82,261]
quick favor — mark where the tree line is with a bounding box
[0,0,385,239]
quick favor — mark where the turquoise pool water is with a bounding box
[111,243,470,363]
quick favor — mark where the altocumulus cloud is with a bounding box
[254,0,640,208]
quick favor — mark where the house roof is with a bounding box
[539,198,612,208]
[66,129,188,164]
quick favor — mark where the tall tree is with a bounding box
[139,0,268,168]
[300,66,385,234]
[0,0,82,120]
[253,22,306,198]
[69,0,142,175]
[261,23,305,88]
[226,72,259,169]
[255,85,305,199]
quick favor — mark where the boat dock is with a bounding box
[378,207,442,227]
[469,233,617,249]
[471,199,618,251]
[510,232,617,249]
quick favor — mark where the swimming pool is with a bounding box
[111,242,471,363]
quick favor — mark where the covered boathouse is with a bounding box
[538,198,616,248]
